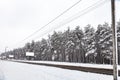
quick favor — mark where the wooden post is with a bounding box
[111,0,118,80]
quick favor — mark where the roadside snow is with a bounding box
[0,61,5,80]
[15,60,120,70]
[0,60,119,80]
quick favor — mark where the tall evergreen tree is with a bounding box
[95,23,112,64]
[84,25,95,63]
[74,26,85,63]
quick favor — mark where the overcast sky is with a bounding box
[0,0,120,53]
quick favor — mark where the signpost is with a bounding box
[26,52,34,60]
[9,55,14,58]
[26,52,34,56]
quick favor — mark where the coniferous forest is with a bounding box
[1,21,120,64]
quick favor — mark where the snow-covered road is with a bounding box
[0,60,119,80]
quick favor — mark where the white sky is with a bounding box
[0,0,120,52]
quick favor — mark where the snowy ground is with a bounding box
[15,60,120,70]
[0,60,119,80]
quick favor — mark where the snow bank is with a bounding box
[12,60,120,70]
[0,60,119,80]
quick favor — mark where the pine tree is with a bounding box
[84,25,95,63]
[74,26,85,63]
[95,23,112,64]
[50,31,64,61]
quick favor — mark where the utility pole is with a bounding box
[4,47,8,59]
[111,0,118,80]
[5,47,8,53]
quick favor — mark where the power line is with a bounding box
[17,0,82,43]
[13,0,109,48]
[34,0,109,40]
[55,0,109,29]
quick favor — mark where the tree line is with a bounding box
[1,21,120,64]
